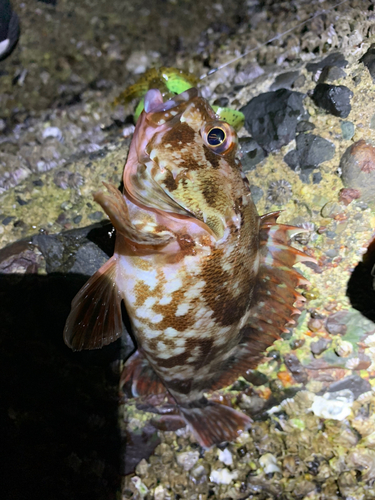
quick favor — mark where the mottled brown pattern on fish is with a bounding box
[160,122,196,148]
[203,145,221,170]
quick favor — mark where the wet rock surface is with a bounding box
[241,89,307,153]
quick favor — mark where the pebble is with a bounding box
[218,448,233,466]
[312,84,353,118]
[320,201,345,219]
[338,187,361,205]
[284,353,308,384]
[310,338,331,355]
[259,453,281,474]
[326,311,349,336]
[284,133,335,178]
[340,140,375,206]
[359,43,375,81]
[306,52,348,75]
[318,66,347,83]
[249,184,263,204]
[327,375,372,400]
[210,468,237,485]
[176,451,199,471]
[269,71,300,91]
[238,137,266,172]
[240,89,307,153]
[340,121,355,140]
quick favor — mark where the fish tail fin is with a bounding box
[63,256,123,351]
[210,212,317,390]
[179,400,252,448]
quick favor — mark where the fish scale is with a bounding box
[64,87,315,448]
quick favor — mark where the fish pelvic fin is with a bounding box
[120,350,166,397]
[64,256,123,351]
[210,212,317,390]
[179,399,252,449]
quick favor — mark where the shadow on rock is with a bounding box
[347,236,375,323]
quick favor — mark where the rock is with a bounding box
[339,140,375,206]
[210,468,237,485]
[318,66,347,83]
[243,369,268,386]
[340,121,355,140]
[269,71,300,91]
[238,137,266,171]
[306,52,348,74]
[259,453,281,474]
[360,44,375,81]
[218,448,233,466]
[234,62,264,85]
[240,89,307,153]
[310,338,331,356]
[312,84,353,118]
[327,375,371,400]
[326,311,349,336]
[338,188,361,205]
[284,353,308,384]
[296,121,315,133]
[176,451,199,471]
[284,133,335,180]
[249,185,264,204]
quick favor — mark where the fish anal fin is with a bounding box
[64,256,122,351]
[94,182,172,246]
[120,350,166,397]
[179,400,252,448]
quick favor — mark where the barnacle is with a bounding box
[267,179,293,206]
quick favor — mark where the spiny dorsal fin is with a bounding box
[64,256,123,351]
[210,213,316,390]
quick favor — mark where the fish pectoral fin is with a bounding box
[64,256,123,351]
[120,350,166,397]
[179,400,252,449]
[94,183,173,246]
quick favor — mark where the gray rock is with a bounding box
[360,43,375,81]
[240,89,307,153]
[310,338,331,356]
[239,137,266,171]
[269,71,300,91]
[284,133,336,175]
[306,52,348,74]
[327,375,371,400]
[341,121,355,140]
[312,84,353,118]
[318,66,347,83]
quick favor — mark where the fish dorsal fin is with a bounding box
[210,214,316,390]
[64,256,123,351]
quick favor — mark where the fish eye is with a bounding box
[206,127,226,147]
[201,121,237,155]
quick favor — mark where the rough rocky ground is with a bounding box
[2,1,375,499]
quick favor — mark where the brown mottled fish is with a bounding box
[64,87,315,448]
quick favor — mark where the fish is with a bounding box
[64,87,315,448]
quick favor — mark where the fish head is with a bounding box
[124,88,243,240]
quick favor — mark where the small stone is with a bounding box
[153,484,165,500]
[218,448,233,466]
[284,133,335,173]
[306,52,348,74]
[249,185,263,204]
[88,211,104,221]
[320,201,345,219]
[210,468,237,485]
[269,71,300,91]
[340,121,355,140]
[318,66,347,83]
[259,453,281,474]
[2,216,15,226]
[310,338,331,355]
[73,215,82,224]
[176,451,199,471]
[360,44,375,81]
[296,121,315,133]
[32,179,44,187]
[243,369,268,386]
[340,140,375,206]
[326,311,349,335]
[135,459,149,476]
[312,171,322,184]
[238,137,266,171]
[240,89,307,153]
[328,375,371,399]
[234,62,264,85]
[312,84,353,118]
[16,196,28,206]
[338,187,361,205]
[284,353,308,384]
